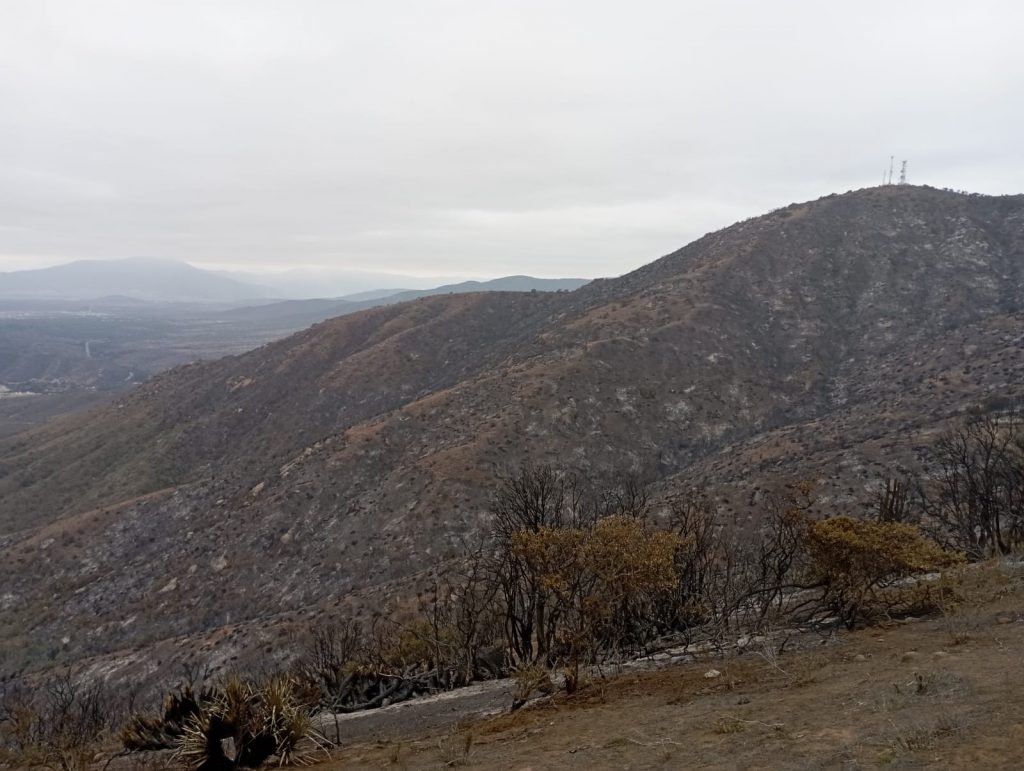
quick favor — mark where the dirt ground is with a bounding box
[315,562,1024,770]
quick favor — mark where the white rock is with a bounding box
[704,669,722,679]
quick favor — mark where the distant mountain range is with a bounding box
[0,266,590,428]
[208,267,474,299]
[0,258,589,308]
[0,258,278,302]
[218,275,591,331]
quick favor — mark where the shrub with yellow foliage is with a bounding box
[510,515,682,689]
[803,516,964,628]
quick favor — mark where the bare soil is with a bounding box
[315,562,1024,770]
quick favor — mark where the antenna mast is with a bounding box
[899,160,907,185]
[888,156,894,185]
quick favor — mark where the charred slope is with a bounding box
[1,185,1023,677]
[0,290,570,533]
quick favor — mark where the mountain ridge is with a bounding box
[216,275,590,330]
[2,184,1023,681]
[0,257,283,302]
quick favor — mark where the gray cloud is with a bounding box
[1,0,1022,277]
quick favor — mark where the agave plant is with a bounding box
[125,676,328,770]
[121,686,216,752]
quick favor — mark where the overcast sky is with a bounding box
[2,1,1022,279]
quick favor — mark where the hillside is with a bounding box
[321,560,1024,769]
[0,277,590,442]
[1,184,1023,680]
[217,275,590,332]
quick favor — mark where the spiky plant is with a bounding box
[127,676,327,769]
[269,708,326,767]
[251,675,327,767]
[176,711,234,771]
[121,686,217,751]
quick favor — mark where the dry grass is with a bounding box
[890,711,964,754]
[305,561,1024,770]
[710,715,746,734]
[435,728,474,767]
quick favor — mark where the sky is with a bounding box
[1,1,1022,280]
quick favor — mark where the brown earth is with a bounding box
[318,561,1024,770]
[3,184,1024,685]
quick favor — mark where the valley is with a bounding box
[4,4,1019,767]
[1,185,1022,683]
[0,276,586,436]
[2,184,1024,770]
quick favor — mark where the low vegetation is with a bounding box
[122,676,326,770]
[0,671,125,771]
[3,407,1024,769]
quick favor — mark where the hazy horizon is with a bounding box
[3,1,1022,277]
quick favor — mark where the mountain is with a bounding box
[336,287,410,302]
[217,275,591,331]
[210,268,472,299]
[0,276,589,438]
[2,185,1023,682]
[0,257,279,302]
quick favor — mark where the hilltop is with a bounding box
[1,184,1023,681]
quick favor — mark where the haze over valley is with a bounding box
[0,261,586,435]
[2,2,1024,770]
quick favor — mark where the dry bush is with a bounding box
[711,715,746,734]
[293,619,365,708]
[888,712,964,755]
[704,483,819,638]
[436,727,474,767]
[875,477,914,523]
[651,491,721,637]
[922,408,1024,558]
[943,560,1016,605]
[0,671,119,771]
[509,663,554,712]
[804,516,964,628]
[291,574,504,731]
[491,465,593,666]
[413,545,507,687]
[509,514,681,689]
[934,560,1017,644]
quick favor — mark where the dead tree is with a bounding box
[923,410,1024,557]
